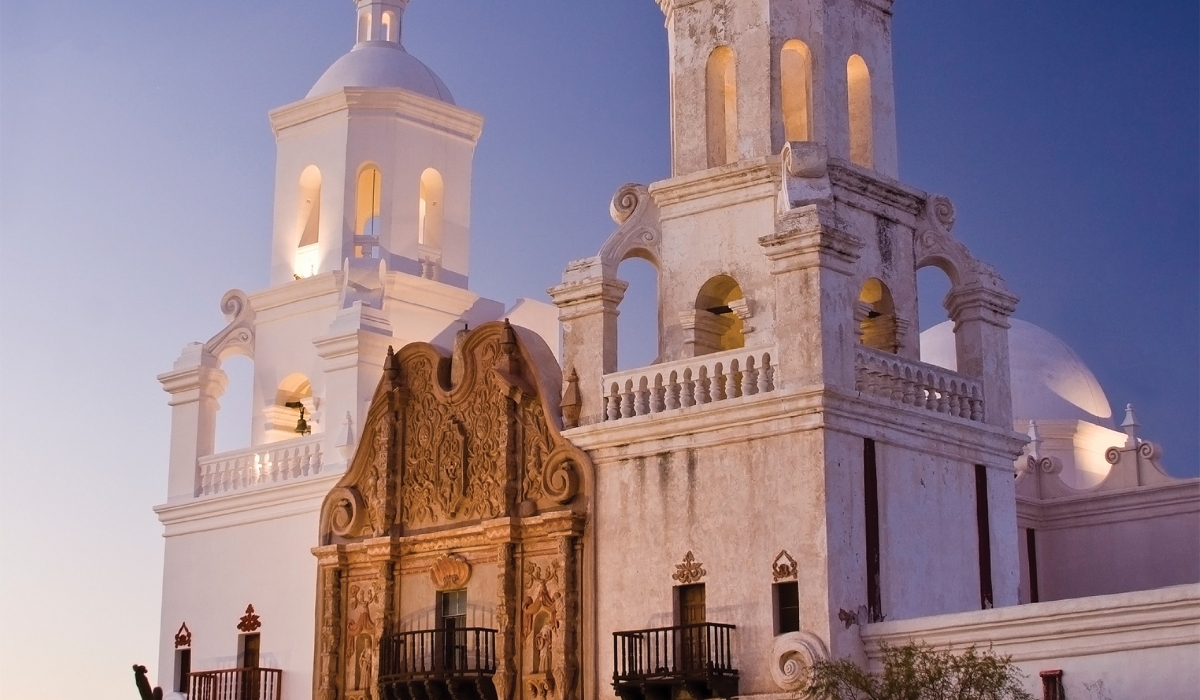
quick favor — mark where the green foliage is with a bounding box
[806,642,1034,700]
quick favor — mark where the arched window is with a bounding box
[358,10,371,43]
[847,54,873,168]
[418,168,444,248]
[616,257,660,371]
[781,40,814,142]
[266,373,315,441]
[355,164,382,257]
[381,11,396,42]
[294,166,322,277]
[858,278,898,353]
[706,46,738,168]
[691,275,746,355]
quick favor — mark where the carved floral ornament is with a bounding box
[430,553,472,590]
[672,551,706,585]
[772,550,798,582]
[174,622,192,649]
[237,604,261,632]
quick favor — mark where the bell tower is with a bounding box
[268,0,481,288]
[659,0,899,178]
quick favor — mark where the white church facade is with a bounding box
[153,1,1200,699]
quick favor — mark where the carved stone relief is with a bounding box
[672,551,706,585]
[316,568,342,700]
[345,580,384,697]
[772,550,798,582]
[429,553,471,590]
[522,561,562,700]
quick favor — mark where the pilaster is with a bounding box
[158,343,229,500]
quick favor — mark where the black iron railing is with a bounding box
[379,627,497,682]
[189,668,282,700]
[612,623,737,699]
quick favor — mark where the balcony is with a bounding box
[854,346,985,423]
[601,345,778,422]
[195,434,324,497]
[379,627,498,700]
[612,623,738,700]
[189,668,282,700]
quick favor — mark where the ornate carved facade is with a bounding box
[314,322,590,700]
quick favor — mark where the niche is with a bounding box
[706,46,738,168]
[684,275,747,357]
[847,55,873,168]
[781,40,814,142]
[858,278,899,353]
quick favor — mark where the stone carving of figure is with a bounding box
[356,637,373,690]
[535,625,553,675]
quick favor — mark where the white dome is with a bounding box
[919,318,1113,426]
[307,43,455,103]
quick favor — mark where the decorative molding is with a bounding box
[174,622,192,648]
[672,551,706,585]
[203,289,256,361]
[429,553,472,590]
[237,604,261,632]
[772,550,798,582]
[770,631,829,691]
[598,183,662,271]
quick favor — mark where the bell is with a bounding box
[285,401,312,436]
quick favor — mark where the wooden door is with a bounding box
[676,585,706,672]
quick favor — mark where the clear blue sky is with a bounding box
[1,1,1195,697]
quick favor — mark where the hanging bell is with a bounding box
[286,401,312,436]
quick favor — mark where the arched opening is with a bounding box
[917,264,957,369]
[847,55,873,168]
[294,165,322,277]
[381,11,396,42]
[418,168,444,248]
[781,40,814,142]
[616,257,660,372]
[706,46,738,168]
[265,373,315,442]
[355,164,382,257]
[214,355,254,454]
[357,10,371,43]
[689,275,745,356]
[858,278,898,353]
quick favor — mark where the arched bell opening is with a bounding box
[265,373,316,442]
[615,255,661,371]
[687,275,746,357]
[857,278,900,354]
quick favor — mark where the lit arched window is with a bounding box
[358,11,371,43]
[382,11,396,42]
[418,168,444,248]
[781,40,814,142]
[847,54,873,168]
[859,278,898,353]
[706,46,738,168]
[297,165,321,248]
[355,165,382,257]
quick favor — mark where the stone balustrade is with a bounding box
[602,345,778,421]
[196,434,324,497]
[854,346,985,422]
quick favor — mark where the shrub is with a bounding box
[806,642,1034,700]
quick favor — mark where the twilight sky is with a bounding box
[0,0,1196,697]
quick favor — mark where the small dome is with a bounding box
[308,43,455,103]
[919,318,1113,426]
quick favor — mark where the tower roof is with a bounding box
[307,42,455,104]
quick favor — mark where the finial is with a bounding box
[1121,403,1140,448]
[384,345,400,384]
[1027,420,1042,460]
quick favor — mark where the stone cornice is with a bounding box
[566,384,1025,468]
[828,159,926,220]
[862,584,1200,664]
[249,273,341,315]
[269,87,485,144]
[1018,479,1200,530]
[649,158,780,220]
[155,472,342,536]
[761,205,864,276]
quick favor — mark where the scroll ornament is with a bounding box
[770,631,829,691]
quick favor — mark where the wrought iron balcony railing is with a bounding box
[379,628,498,700]
[613,623,738,700]
[189,667,282,700]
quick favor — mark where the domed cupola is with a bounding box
[308,0,454,103]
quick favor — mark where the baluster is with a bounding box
[694,367,711,404]
[760,354,775,392]
[681,369,696,407]
[666,371,681,410]
[621,380,635,418]
[854,354,866,392]
[935,378,949,413]
[901,368,916,405]
[970,387,984,422]
[742,356,758,396]
[712,363,726,401]
[726,359,741,399]
[947,382,961,417]
[606,383,621,421]
[651,374,666,413]
[635,377,650,416]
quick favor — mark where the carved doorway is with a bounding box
[676,584,706,673]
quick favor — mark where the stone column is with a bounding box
[944,283,1019,429]
[158,343,228,500]
[759,203,863,392]
[548,257,628,427]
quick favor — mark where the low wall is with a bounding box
[862,584,1200,700]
